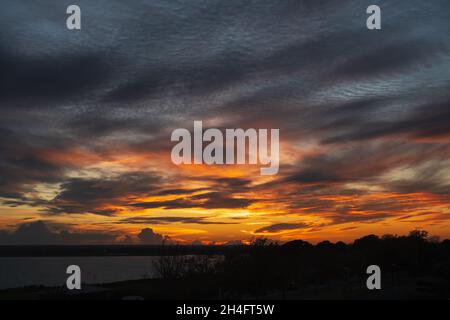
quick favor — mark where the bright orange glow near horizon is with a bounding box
[1,138,449,245]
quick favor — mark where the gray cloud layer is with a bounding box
[0,1,449,240]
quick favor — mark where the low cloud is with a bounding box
[137,228,167,245]
[0,221,117,245]
[0,221,173,245]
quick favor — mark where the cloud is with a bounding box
[0,49,110,106]
[44,172,162,215]
[0,0,450,242]
[156,188,209,196]
[0,129,70,200]
[275,140,450,194]
[322,98,450,144]
[328,212,393,225]
[132,192,254,210]
[0,221,117,245]
[119,216,237,225]
[326,40,448,82]
[255,222,310,234]
[137,228,166,245]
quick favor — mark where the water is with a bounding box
[0,256,163,290]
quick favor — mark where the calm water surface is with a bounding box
[0,256,163,289]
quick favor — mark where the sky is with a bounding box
[0,0,449,245]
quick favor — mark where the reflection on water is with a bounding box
[0,256,163,289]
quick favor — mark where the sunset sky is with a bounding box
[0,0,449,245]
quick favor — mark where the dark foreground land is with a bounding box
[1,230,449,300]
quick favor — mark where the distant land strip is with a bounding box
[0,245,248,257]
